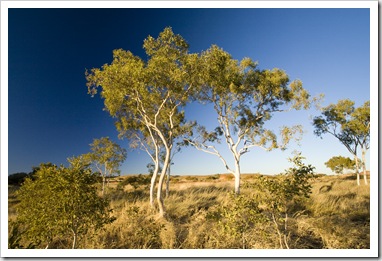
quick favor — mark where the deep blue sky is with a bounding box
[7,8,371,175]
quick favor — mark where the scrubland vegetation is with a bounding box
[7,27,370,252]
[8,171,370,249]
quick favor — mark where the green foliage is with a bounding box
[206,174,220,180]
[325,156,358,174]
[11,172,369,249]
[198,45,311,145]
[84,137,127,195]
[86,27,199,215]
[250,154,315,248]
[86,137,127,175]
[117,175,151,190]
[85,27,196,145]
[254,157,314,211]
[313,99,355,139]
[187,43,312,194]
[8,221,36,249]
[15,157,115,248]
[208,192,265,248]
[313,99,370,185]
[202,161,316,249]
[8,172,29,186]
[345,101,370,142]
[146,162,162,176]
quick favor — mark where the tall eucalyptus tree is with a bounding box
[313,99,370,185]
[86,28,199,216]
[187,45,311,194]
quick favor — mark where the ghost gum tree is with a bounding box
[186,45,311,194]
[85,137,127,196]
[129,130,162,207]
[324,155,358,175]
[313,99,370,186]
[86,28,199,217]
[346,101,370,184]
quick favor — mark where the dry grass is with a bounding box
[8,173,370,249]
[299,174,370,249]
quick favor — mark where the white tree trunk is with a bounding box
[362,149,368,185]
[102,176,106,196]
[354,156,360,186]
[157,148,171,218]
[102,163,107,196]
[150,162,159,208]
[234,159,241,194]
[157,174,166,217]
[165,162,171,198]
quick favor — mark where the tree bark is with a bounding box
[272,213,284,249]
[354,156,360,186]
[157,148,171,218]
[72,232,77,249]
[150,163,159,208]
[102,176,106,196]
[157,171,166,218]
[101,162,107,196]
[234,159,241,195]
[362,149,368,185]
[165,161,171,198]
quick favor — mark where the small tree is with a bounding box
[15,157,115,249]
[313,99,370,185]
[345,101,370,184]
[251,154,315,249]
[325,156,358,174]
[85,137,127,195]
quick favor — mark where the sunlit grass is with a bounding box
[8,173,370,249]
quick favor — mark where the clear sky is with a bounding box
[6,6,372,176]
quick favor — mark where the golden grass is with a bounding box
[8,173,370,249]
[299,174,370,249]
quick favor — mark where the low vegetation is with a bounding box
[8,166,369,249]
[9,157,115,249]
[7,27,370,252]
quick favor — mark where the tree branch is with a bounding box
[185,138,235,174]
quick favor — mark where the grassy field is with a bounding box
[8,173,370,249]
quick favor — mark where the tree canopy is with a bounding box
[86,27,198,216]
[325,156,358,174]
[313,99,370,185]
[15,157,115,249]
[84,137,127,195]
[187,45,311,194]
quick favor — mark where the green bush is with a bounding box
[117,174,151,190]
[14,157,115,249]
[250,154,315,249]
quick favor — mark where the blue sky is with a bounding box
[6,7,372,175]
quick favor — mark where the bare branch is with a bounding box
[185,138,235,174]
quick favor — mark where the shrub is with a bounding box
[8,173,29,186]
[14,157,115,249]
[207,192,266,249]
[117,174,151,190]
[206,174,220,180]
[249,154,315,249]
